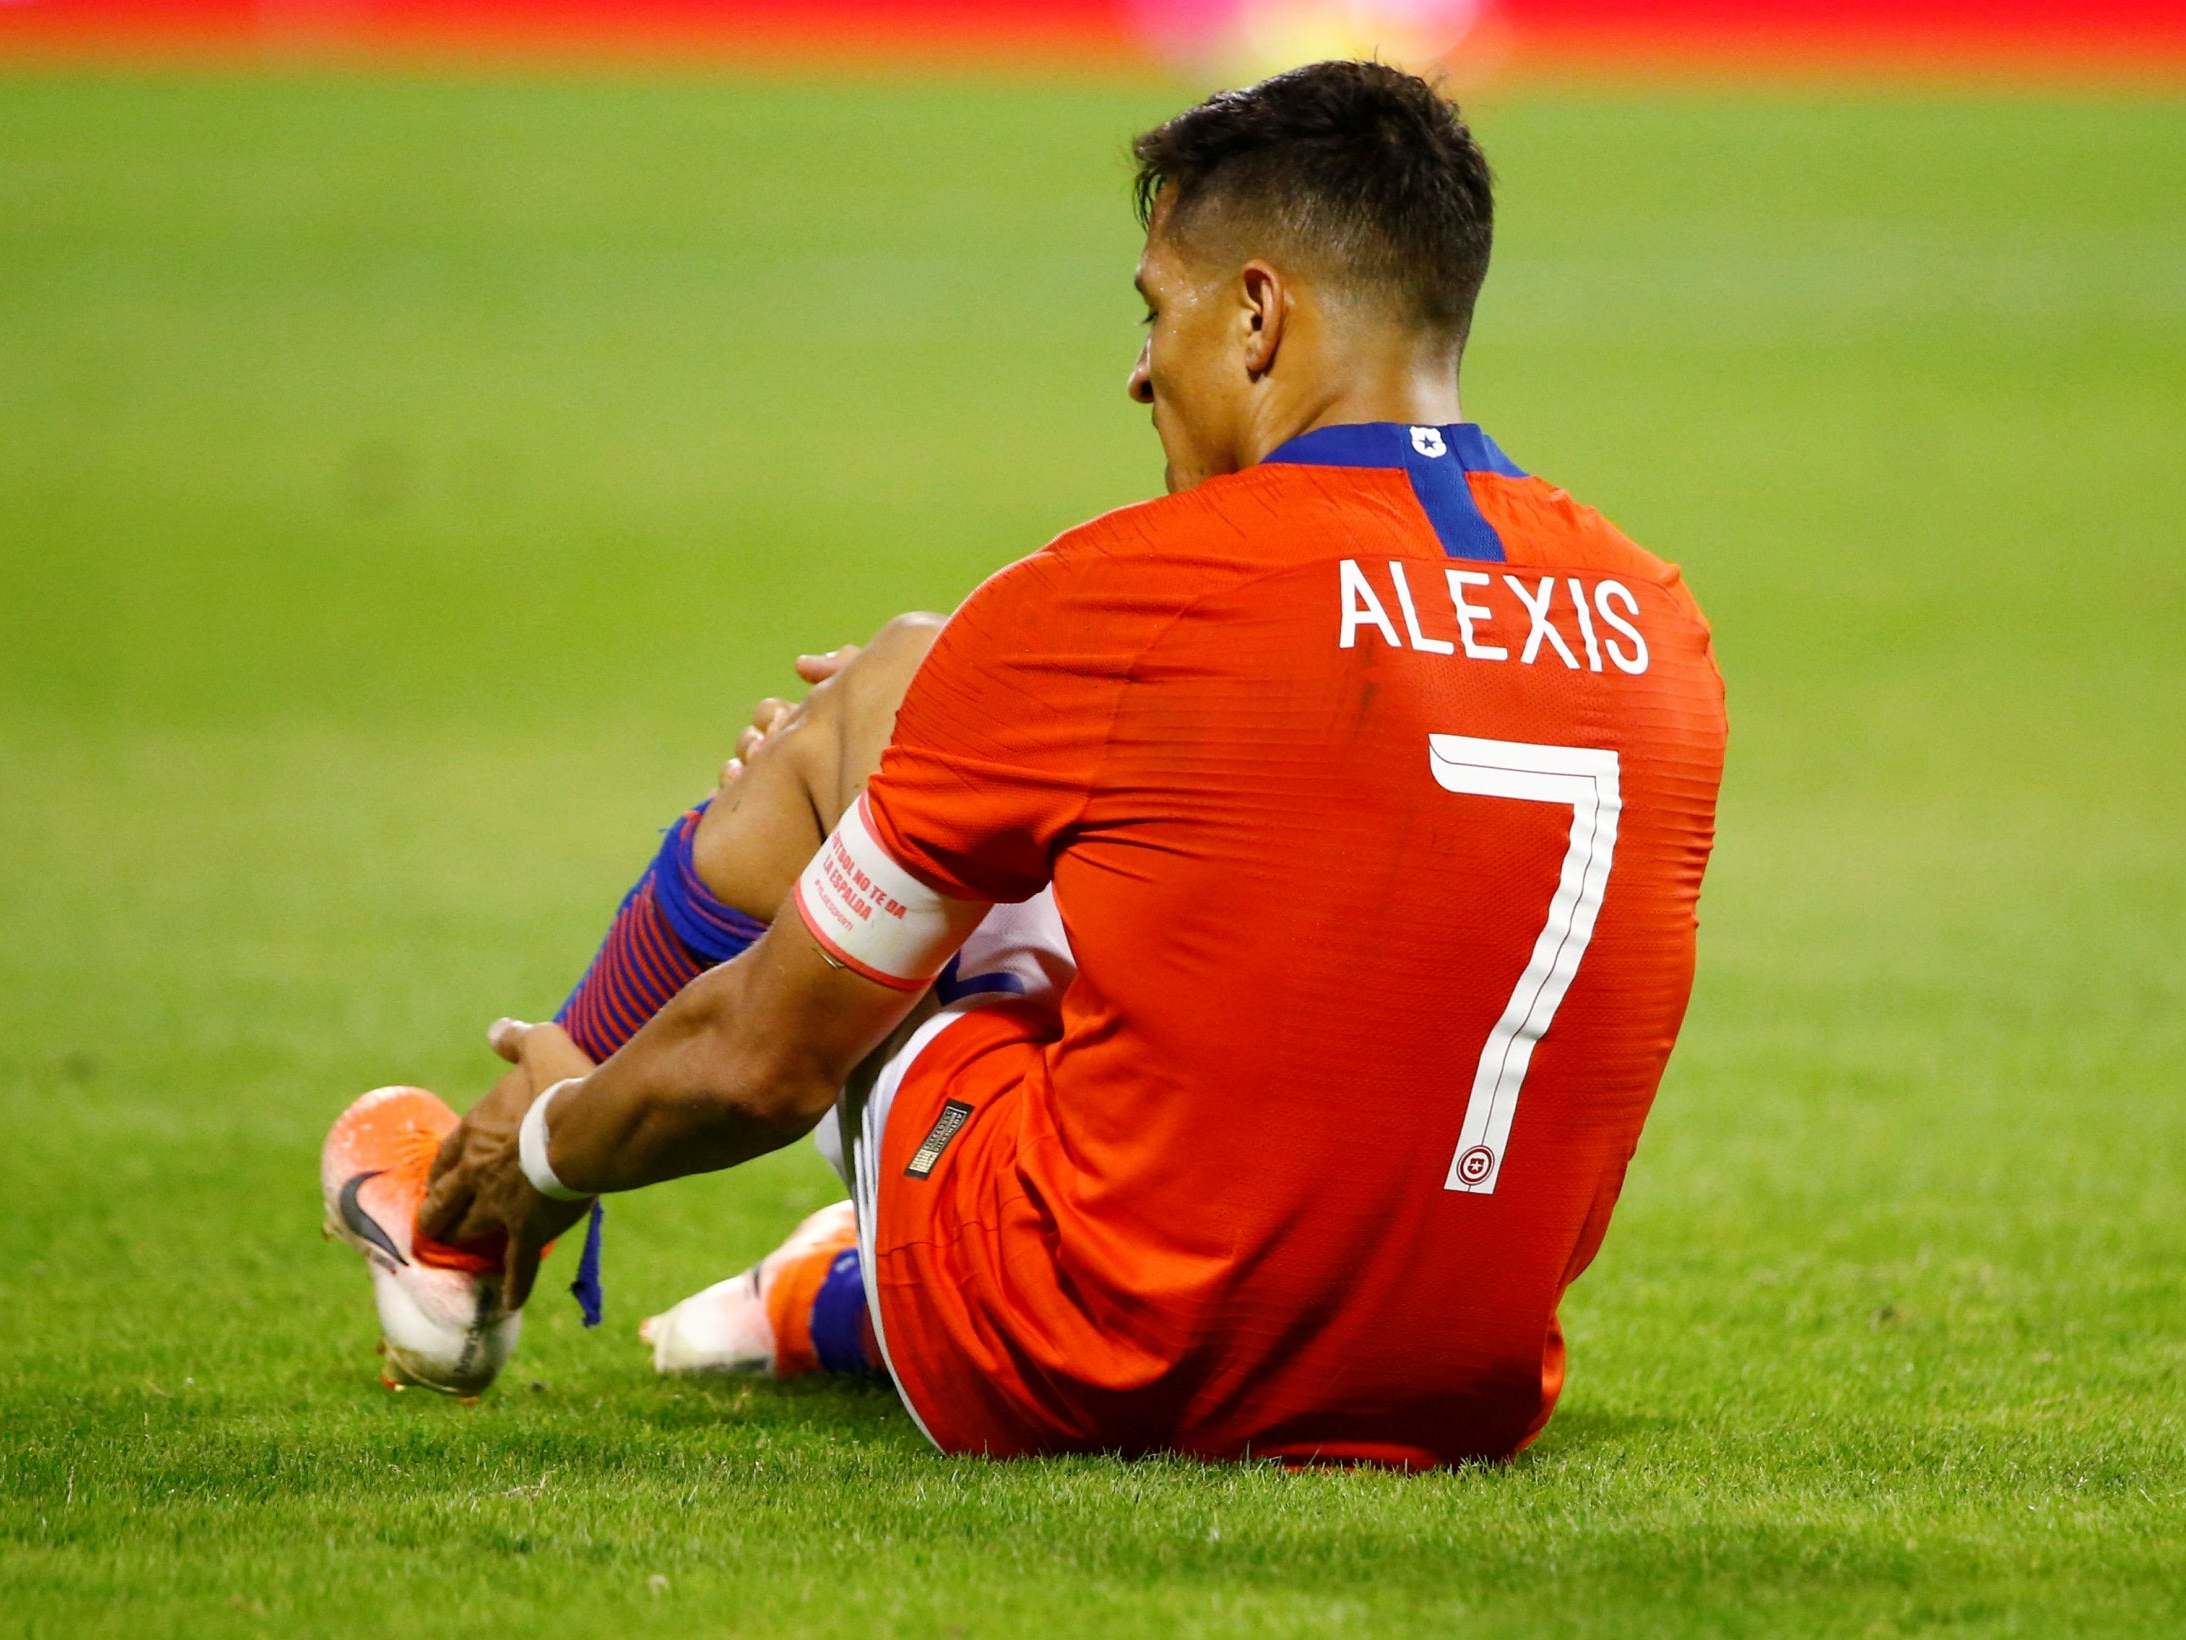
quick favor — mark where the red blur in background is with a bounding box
[1,0,2182,77]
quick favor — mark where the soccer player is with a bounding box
[365,60,1727,1465]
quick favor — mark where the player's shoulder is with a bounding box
[1472,468,1711,630]
[1473,469,1681,582]
[1039,480,1270,567]
[1025,465,1389,596]
[957,483,1274,623]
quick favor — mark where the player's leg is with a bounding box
[682,611,945,920]
[558,611,945,1059]
[326,614,943,1391]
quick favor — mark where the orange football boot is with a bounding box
[320,1085,521,1398]
[640,1200,864,1377]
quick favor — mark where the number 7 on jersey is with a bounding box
[1429,734,1622,1194]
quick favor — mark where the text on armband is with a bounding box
[823,833,912,925]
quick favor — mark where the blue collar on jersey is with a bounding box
[1261,421,1526,563]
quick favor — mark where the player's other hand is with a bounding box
[714,645,862,792]
[720,693,794,789]
[418,1019,597,1312]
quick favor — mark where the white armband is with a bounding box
[518,1077,591,1201]
[792,796,966,991]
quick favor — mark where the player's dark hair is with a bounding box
[1132,60,1494,342]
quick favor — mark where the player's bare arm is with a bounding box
[418,921,918,1309]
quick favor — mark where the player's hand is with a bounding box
[719,694,794,788]
[714,646,860,791]
[419,1019,597,1312]
[482,1014,597,1086]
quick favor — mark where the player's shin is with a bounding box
[556,803,769,1061]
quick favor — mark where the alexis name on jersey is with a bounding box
[1337,558,1651,675]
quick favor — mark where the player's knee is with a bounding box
[863,611,946,670]
[853,612,945,700]
[806,612,943,728]
[751,611,942,827]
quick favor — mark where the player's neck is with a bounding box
[1247,355,1465,467]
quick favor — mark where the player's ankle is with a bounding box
[762,1225,877,1379]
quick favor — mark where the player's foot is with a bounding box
[640,1199,867,1377]
[320,1085,522,1398]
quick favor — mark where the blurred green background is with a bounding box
[2,66,2182,1635]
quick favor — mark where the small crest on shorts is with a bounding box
[906,1100,974,1178]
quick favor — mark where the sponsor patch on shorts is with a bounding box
[905,1100,974,1179]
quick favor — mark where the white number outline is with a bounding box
[1429,734,1622,1194]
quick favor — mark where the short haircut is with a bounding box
[1131,60,1495,342]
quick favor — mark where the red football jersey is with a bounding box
[858,421,1726,1465]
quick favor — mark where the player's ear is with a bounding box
[1239,261,1286,380]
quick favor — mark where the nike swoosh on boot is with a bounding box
[338,1170,409,1268]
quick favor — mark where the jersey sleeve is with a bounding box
[861,543,1133,905]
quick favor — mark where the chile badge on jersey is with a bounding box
[849,421,1727,1467]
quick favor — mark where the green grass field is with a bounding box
[3,63,2183,1636]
